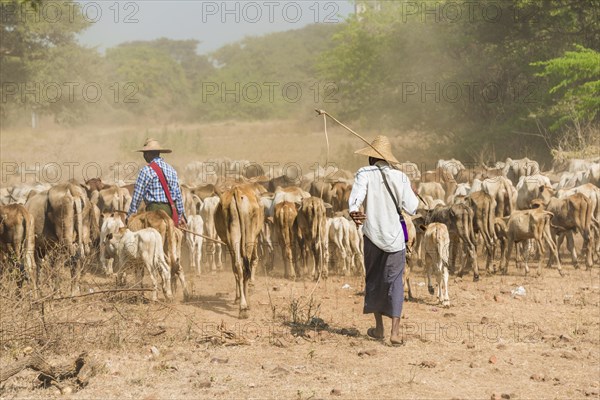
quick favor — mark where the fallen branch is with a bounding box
[0,350,95,389]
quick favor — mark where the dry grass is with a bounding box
[1,119,441,186]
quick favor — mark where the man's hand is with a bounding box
[178,217,188,229]
[350,211,367,226]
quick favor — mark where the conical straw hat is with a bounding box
[354,135,399,164]
[135,138,172,153]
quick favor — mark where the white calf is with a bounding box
[185,215,204,275]
[100,214,124,275]
[420,222,450,307]
[104,228,173,301]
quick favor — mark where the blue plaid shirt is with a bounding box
[128,157,186,219]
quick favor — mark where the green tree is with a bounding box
[0,0,90,124]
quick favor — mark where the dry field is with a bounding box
[0,254,599,400]
[0,119,440,186]
[1,120,598,399]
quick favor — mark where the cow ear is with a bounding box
[531,202,541,209]
[419,224,427,231]
[106,233,113,241]
[323,202,333,209]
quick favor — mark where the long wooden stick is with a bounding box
[112,210,228,245]
[178,227,228,245]
[315,109,430,209]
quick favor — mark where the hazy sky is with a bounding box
[77,1,355,54]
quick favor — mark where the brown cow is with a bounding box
[500,209,562,276]
[128,211,189,300]
[0,204,36,291]
[214,184,264,318]
[532,186,594,269]
[331,181,352,212]
[25,183,88,295]
[416,203,479,281]
[296,197,329,280]
[464,191,496,273]
[274,201,300,279]
[422,167,457,203]
[91,185,132,215]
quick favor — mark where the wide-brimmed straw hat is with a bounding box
[354,135,399,164]
[136,138,172,153]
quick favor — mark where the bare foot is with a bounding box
[390,335,404,346]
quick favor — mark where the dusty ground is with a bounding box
[1,121,598,399]
[1,253,599,400]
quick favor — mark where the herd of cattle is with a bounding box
[0,156,599,317]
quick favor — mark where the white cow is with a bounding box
[104,228,173,301]
[185,215,204,275]
[198,195,223,273]
[437,159,466,178]
[100,214,125,275]
[327,216,352,276]
[420,222,450,307]
[516,174,552,210]
[482,176,515,217]
[347,222,365,276]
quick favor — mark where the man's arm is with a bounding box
[349,169,368,225]
[128,167,150,217]
[173,182,186,222]
[168,168,186,223]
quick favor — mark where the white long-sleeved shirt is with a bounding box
[348,161,419,252]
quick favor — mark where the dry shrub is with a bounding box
[0,246,177,356]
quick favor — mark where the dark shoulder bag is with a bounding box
[377,166,409,244]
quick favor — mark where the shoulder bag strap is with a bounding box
[149,162,179,225]
[377,166,409,244]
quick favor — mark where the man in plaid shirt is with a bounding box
[127,138,186,226]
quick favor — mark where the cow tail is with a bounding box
[232,187,247,262]
[164,216,178,274]
[74,197,85,257]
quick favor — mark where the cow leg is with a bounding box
[70,257,82,296]
[146,263,159,302]
[448,238,459,275]
[469,243,480,282]
[503,240,513,275]
[238,257,250,319]
[284,243,295,280]
[564,232,578,269]
[517,241,530,275]
[216,244,224,271]
[584,229,593,270]
[436,267,443,305]
[544,229,563,275]
[176,267,190,301]
[404,259,413,301]
[194,240,202,275]
[320,241,328,280]
[426,256,434,295]
[442,262,450,307]
[157,258,173,301]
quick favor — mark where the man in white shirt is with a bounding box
[348,135,419,345]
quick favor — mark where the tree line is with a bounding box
[1,0,598,162]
